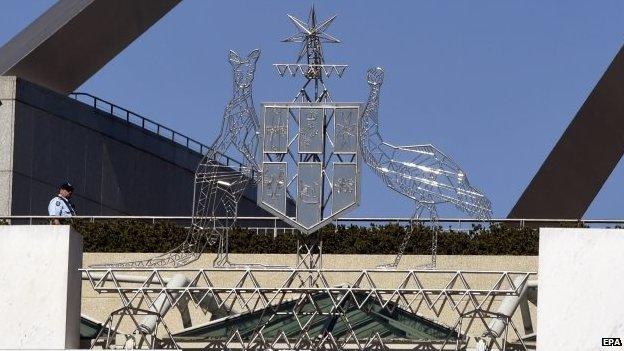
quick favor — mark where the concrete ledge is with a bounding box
[538,228,624,350]
[0,225,83,349]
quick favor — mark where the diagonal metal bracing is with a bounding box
[510,43,624,219]
[0,0,181,93]
[83,268,536,350]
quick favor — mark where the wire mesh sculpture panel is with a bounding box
[189,50,261,267]
[361,67,493,268]
[94,50,261,268]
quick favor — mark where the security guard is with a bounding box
[48,182,76,224]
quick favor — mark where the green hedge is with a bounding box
[72,219,544,255]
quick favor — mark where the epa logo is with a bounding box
[603,338,623,346]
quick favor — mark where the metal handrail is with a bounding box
[67,92,245,169]
[1,215,621,228]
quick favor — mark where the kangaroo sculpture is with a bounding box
[96,49,261,268]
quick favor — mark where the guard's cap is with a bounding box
[59,182,74,191]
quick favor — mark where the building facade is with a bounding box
[0,76,265,216]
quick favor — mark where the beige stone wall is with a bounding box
[82,253,538,341]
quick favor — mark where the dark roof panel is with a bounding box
[174,292,459,343]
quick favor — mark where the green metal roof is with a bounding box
[80,315,113,340]
[174,292,459,343]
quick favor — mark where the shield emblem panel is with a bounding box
[258,102,361,234]
[263,107,289,153]
[334,108,358,154]
[261,162,287,214]
[299,108,324,153]
[297,162,323,228]
[332,163,357,213]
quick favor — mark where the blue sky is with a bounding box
[2,1,624,219]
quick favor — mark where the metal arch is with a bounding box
[360,67,493,269]
[0,0,182,93]
[509,42,624,220]
[93,49,263,269]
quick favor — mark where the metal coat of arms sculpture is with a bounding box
[96,6,492,271]
[258,103,360,233]
[78,9,539,351]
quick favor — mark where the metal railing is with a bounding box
[2,215,623,229]
[67,92,245,169]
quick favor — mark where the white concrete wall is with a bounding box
[0,225,82,349]
[0,77,16,216]
[538,228,624,351]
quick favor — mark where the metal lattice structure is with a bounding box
[360,67,493,269]
[94,50,262,268]
[82,268,536,350]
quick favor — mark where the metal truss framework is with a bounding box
[360,67,493,268]
[82,268,536,350]
[273,63,348,78]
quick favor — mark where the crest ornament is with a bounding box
[257,7,361,234]
[258,103,361,234]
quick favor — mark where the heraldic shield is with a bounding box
[258,102,361,234]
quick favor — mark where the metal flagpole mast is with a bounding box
[278,6,342,269]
